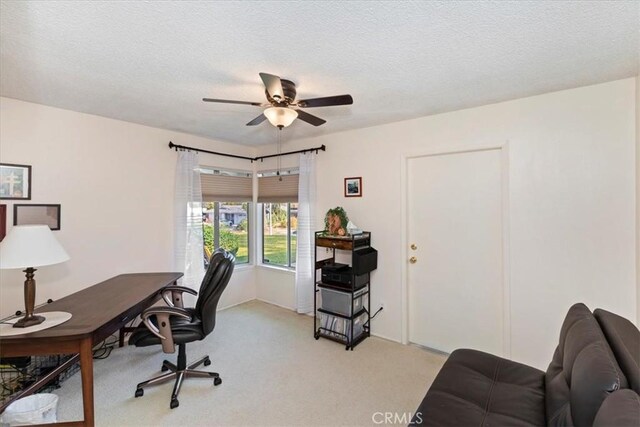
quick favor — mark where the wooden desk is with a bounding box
[0,272,183,426]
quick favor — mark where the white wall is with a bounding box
[256,267,296,310]
[2,78,636,369]
[256,78,637,369]
[0,97,257,317]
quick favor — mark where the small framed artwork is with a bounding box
[0,163,32,200]
[344,177,362,197]
[0,204,6,241]
[14,204,61,230]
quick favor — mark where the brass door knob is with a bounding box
[409,256,417,264]
[410,243,418,250]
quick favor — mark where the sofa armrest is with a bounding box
[593,390,640,427]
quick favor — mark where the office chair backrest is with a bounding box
[195,250,235,335]
[198,249,227,295]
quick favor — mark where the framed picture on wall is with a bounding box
[14,204,61,230]
[0,163,32,200]
[344,177,362,197]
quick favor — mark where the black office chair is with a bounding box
[129,249,235,409]
[160,248,228,311]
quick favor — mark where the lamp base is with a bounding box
[13,314,45,328]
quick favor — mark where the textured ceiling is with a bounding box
[1,1,639,146]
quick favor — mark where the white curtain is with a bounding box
[295,153,317,314]
[174,150,205,307]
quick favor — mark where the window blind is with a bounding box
[200,168,252,202]
[258,174,299,203]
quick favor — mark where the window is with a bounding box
[262,202,297,268]
[200,166,252,266]
[203,202,249,264]
[257,169,299,269]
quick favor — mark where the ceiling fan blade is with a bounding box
[296,109,326,126]
[296,94,353,108]
[202,98,263,106]
[246,114,267,126]
[259,72,285,101]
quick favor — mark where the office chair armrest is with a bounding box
[160,286,198,308]
[141,306,191,353]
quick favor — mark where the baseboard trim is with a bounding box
[220,300,448,358]
[218,297,257,311]
[369,331,401,344]
[255,297,296,312]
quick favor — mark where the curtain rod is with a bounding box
[168,141,326,162]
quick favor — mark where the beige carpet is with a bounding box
[54,301,446,426]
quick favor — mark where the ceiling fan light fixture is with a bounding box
[264,107,298,128]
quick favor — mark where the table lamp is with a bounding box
[0,225,70,328]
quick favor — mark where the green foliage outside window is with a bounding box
[262,202,297,268]
[220,228,240,255]
[203,223,213,251]
[268,204,288,227]
[263,235,297,265]
[203,224,239,256]
[202,200,249,264]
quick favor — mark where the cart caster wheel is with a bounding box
[135,388,143,398]
[204,357,211,366]
[314,333,320,340]
[170,399,179,409]
[214,377,222,386]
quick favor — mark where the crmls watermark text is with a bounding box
[372,412,422,424]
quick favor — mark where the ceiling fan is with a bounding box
[202,72,353,128]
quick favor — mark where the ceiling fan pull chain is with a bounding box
[277,128,283,181]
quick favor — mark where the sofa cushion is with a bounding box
[593,389,640,427]
[594,308,640,394]
[410,349,545,426]
[545,303,628,426]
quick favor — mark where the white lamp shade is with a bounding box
[0,225,70,269]
[264,107,298,127]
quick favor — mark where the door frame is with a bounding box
[400,142,511,358]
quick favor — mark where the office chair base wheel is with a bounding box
[170,398,179,409]
[135,388,144,398]
[204,357,211,366]
[161,366,168,372]
[214,377,222,386]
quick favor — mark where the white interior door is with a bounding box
[407,148,504,356]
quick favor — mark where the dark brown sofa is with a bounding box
[411,303,640,426]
